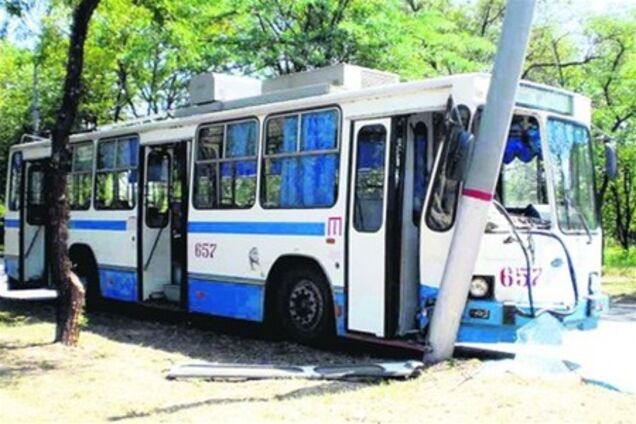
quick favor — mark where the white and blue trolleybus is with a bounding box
[3,65,608,346]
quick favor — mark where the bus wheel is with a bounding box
[276,268,334,344]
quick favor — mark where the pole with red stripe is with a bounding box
[424,0,537,363]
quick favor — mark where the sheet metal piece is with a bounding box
[166,361,424,381]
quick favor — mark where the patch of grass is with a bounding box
[603,266,636,301]
[604,245,636,268]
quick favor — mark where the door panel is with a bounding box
[141,148,172,300]
[347,119,391,336]
[22,160,47,283]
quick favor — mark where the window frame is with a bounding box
[353,123,388,233]
[260,105,342,210]
[192,117,260,210]
[26,161,47,226]
[8,151,23,212]
[94,134,140,211]
[424,106,472,233]
[145,149,172,229]
[68,141,94,211]
[545,116,599,235]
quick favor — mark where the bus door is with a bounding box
[347,119,394,337]
[21,159,48,285]
[140,142,189,306]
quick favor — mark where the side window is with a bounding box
[67,143,93,210]
[354,125,387,232]
[425,112,462,232]
[193,119,258,209]
[95,136,139,210]
[8,152,23,211]
[261,108,339,208]
[27,163,46,225]
[412,122,428,226]
[146,151,170,228]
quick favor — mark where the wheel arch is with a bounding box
[263,254,334,322]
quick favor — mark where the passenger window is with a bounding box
[67,143,93,210]
[27,163,46,225]
[354,125,387,232]
[261,109,339,208]
[193,119,258,209]
[412,122,428,226]
[95,136,139,210]
[8,152,23,211]
[146,151,170,228]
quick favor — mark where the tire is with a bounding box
[275,267,335,344]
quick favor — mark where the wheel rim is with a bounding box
[288,279,323,332]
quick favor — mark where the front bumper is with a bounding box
[456,293,609,343]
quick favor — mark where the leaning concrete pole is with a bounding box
[424,0,537,363]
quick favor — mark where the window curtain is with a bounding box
[300,111,337,207]
[503,124,542,164]
[280,116,300,207]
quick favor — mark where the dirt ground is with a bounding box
[0,299,634,423]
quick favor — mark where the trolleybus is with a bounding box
[3,64,608,345]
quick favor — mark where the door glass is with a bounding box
[9,152,23,211]
[146,151,170,228]
[354,125,387,232]
[27,164,46,225]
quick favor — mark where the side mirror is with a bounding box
[604,142,618,180]
[445,130,475,181]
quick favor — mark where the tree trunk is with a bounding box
[49,0,100,346]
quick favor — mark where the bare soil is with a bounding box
[0,299,634,423]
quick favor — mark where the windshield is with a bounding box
[547,118,598,232]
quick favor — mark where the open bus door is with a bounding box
[20,159,48,286]
[140,141,189,308]
[347,118,396,337]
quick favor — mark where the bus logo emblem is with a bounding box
[327,216,343,237]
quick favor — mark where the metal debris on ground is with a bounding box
[166,361,424,381]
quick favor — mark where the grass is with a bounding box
[0,300,634,423]
[603,266,636,302]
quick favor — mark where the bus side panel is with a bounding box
[68,211,138,302]
[4,217,20,280]
[187,111,348,325]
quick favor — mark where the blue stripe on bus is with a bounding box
[188,221,325,236]
[188,277,264,321]
[5,219,19,228]
[70,220,127,231]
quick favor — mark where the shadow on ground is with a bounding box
[0,297,421,367]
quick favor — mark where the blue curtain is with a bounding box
[503,124,542,164]
[300,111,337,207]
[274,111,338,207]
[280,116,300,207]
[227,121,256,158]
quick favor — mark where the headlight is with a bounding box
[470,277,491,298]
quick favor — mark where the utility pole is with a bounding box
[32,61,41,135]
[424,0,537,363]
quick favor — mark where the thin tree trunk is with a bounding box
[49,0,100,346]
